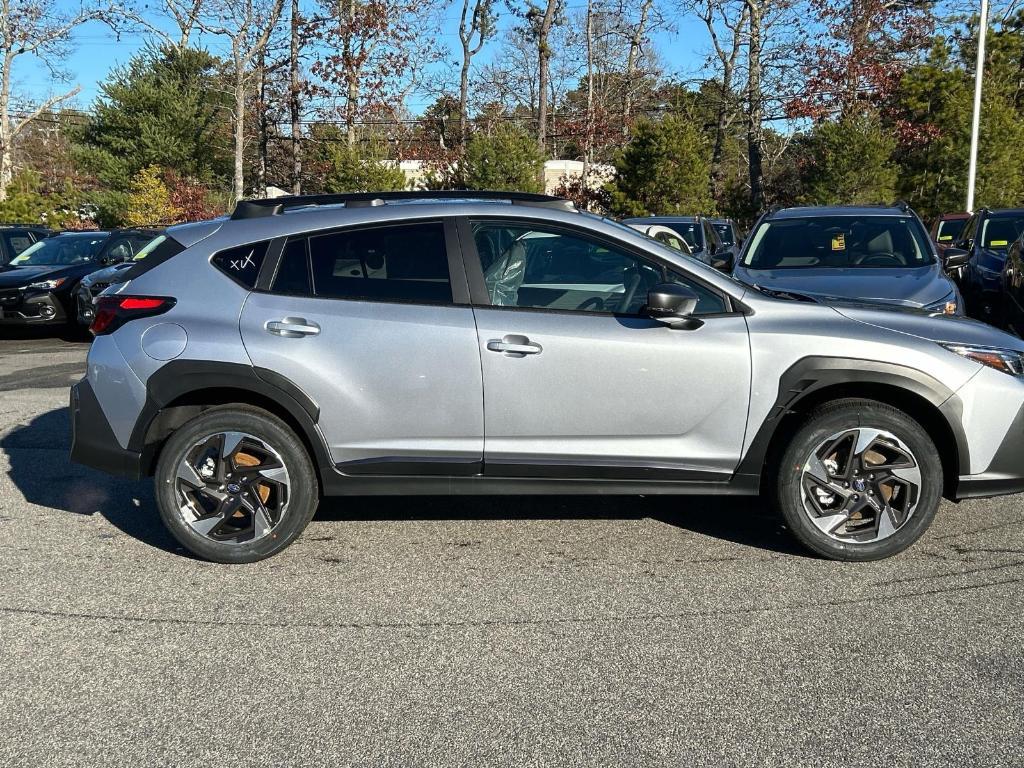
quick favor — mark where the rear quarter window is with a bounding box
[211,241,271,288]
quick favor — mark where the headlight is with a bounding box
[27,278,66,291]
[925,291,958,315]
[942,344,1024,376]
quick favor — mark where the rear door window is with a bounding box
[305,221,452,304]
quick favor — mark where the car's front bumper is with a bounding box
[954,396,1024,498]
[948,365,1024,499]
[0,289,68,325]
[69,379,144,478]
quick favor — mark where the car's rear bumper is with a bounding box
[69,379,143,478]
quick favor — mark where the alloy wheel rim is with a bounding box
[175,431,290,544]
[799,427,921,544]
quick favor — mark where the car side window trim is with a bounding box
[455,215,739,317]
[254,218,471,306]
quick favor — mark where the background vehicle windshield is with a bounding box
[979,215,1024,252]
[742,215,934,269]
[662,221,702,251]
[935,219,966,242]
[132,234,166,261]
[713,223,735,245]
[10,234,107,267]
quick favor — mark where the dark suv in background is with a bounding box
[949,209,1024,322]
[0,230,124,328]
[0,224,50,266]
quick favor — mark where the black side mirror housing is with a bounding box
[710,248,735,272]
[646,283,700,328]
[944,247,969,270]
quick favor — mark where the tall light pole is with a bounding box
[966,0,990,212]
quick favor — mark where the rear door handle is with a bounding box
[266,317,321,337]
[487,335,542,355]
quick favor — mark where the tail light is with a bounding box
[90,295,176,336]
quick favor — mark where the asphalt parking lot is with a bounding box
[1,334,1022,767]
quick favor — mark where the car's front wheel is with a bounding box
[154,406,318,563]
[776,399,942,561]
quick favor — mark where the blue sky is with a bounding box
[15,1,711,115]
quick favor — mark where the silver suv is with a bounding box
[70,192,1024,563]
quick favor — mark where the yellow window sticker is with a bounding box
[991,239,1008,247]
[938,235,952,241]
[831,233,846,251]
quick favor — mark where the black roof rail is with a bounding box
[230,190,576,220]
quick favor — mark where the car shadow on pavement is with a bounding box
[317,491,804,557]
[1,407,179,553]
[0,324,92,344]
[4,407,803,558]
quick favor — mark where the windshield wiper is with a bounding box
[752,284,819,303]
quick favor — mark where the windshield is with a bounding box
[935,219,966,243]
[713,223,735,246]
[10,234,107,267]
[742,215,934,270]
[979,215,1024,252]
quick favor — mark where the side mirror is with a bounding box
[944,247,969,270]
[710,248,735,272]
[646,283,700,328]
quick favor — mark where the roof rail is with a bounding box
[230,190,576,220]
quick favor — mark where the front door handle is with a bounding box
[266,317,321,337]
[487,334,542,355]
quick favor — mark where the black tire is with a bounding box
[155,406,318,563]
[776,398,942,561]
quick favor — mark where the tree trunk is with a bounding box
[582,0,594,187]
[746,0,764,212]
[459,42,472,144]
[535,0,557,160]
[233,64,246,203]
[622,0,654,136]
[0,50,12,202]
[342,0,358,147]
[256,53,268,197]
[458,0,473,144]
[710,65,732,200]
[290,0,302,194]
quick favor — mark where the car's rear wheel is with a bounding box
[155,407,318,563]
[776,399,942,561]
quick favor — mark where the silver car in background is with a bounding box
[69,192,1024,564]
